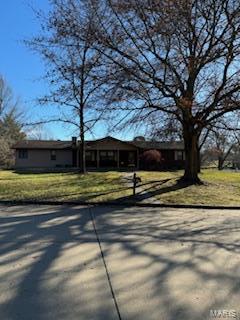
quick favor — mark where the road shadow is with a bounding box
[0,205,117,320]
[92,205,240,319]
[1,204,240,319]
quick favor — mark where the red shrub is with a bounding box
[140,149,162,170]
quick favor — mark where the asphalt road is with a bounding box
[0,204,240,320]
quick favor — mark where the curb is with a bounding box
[0,199,240,210]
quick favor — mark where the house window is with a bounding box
[50,150,56,161]
[86,151,96,161]
[18,149,28,159]
[175,151,183,161]
[128,151,135,164]
[99,151,117,161]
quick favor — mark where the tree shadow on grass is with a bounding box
[111,178,190,203]
[30,185,133,202]
[6,170,189,204]
[13,170,80,175]
[24,178,180,203]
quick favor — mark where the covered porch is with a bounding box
[85,149,138,169]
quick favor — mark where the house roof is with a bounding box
[86,136,135,148]
[131,140,184,150]
[85,136,184,150]
[12,140,72,150]
[13,136,184,150]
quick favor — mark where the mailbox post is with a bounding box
[133,173,137,196]
[132,172,141,196]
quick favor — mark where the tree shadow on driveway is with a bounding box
[92,206,240,319]
[0,205,117,320]
[0,204,240,320]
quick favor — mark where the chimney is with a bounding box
[72,137,77,146]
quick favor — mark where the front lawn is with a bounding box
[0,170,132,202]
[139,169,240,206]
[1,169,240,206]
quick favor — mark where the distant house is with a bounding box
[12,136,185,170]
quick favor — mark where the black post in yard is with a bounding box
[133,172,137,196]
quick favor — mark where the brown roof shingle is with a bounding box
[131,140,184,150]
[12,137,184,150]
[12,140,72,150]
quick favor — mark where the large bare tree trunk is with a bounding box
[218,157,224,170]
[197,148,201,173]
[182,126,202,184]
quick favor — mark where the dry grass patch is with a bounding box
[137,170,240,206]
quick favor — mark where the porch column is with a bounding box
[136,149,140,169]
[117,150,120,169]
[76,147,80,168]
[97,150,100,168]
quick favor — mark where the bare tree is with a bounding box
[25,123,55,140]
[203,123,240,170]
[27,0,110,173]
[88,0,240,183]
[146,112,182,142]
[213,132,235,170]
[0,76,19,116]
[0,76,26,167]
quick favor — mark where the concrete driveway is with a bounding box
[0,205,240,320]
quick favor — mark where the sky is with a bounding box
[0,0,140,141]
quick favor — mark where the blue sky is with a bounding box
[0,0,139,140]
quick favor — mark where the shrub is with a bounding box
[140,149,162,170]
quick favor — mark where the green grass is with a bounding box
[0,170,132,202]
[1,169,240,205]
